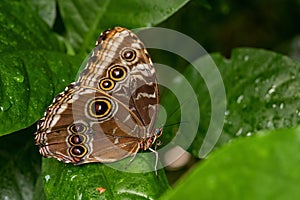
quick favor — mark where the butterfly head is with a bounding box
[154,127,163,138]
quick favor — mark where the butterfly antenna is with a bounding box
[163,121,187,128]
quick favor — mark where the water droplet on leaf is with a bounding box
[246,132,252,136]
[13,74,24,83]
[236,95,244,104]
[0,100,11,112]
[225,110,230,116]
[267,120,274,128]
[235,128,243,136]
[279,103,284,109]
[45,175,50,182]
[268,85,276,94]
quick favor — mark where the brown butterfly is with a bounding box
[34,27,161,171]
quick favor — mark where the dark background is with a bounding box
[159,0,300,59]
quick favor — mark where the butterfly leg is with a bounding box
[148,147,159,177]
[124,147,140,170]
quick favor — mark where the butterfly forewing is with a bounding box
[78,27,159,136]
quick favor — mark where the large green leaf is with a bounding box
[57,0,190,52]
[42,156,170,199]
[0,1,83,136]
[0,51,81,135]
[161,126,300,199]
[161,48,300,157]
[214,48,300,139]
[0,51,81,136]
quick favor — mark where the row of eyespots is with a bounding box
[99,48,136,91]
[68,123,88,159]
[99,65,127,91]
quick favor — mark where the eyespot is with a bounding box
[99,78,115,91]
[109,65,127,81]
[88,98,111,118]
[69,123,87,134]
[69,145,87,158]
[121,48,136,62]
[68,134,86,145]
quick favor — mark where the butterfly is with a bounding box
[34,27,161,171]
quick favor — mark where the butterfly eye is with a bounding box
[88,98,111,118]
[68,134,86,145]
[69,145,87,158]
[69,123,87,134]
[109,65,127,81]
[99,78,115,91]
[121,48,136,62]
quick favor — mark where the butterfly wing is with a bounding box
[35,27,159,164]
[78,27,159,137]
[35,84,146,164]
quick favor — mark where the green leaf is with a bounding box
[0,125,44,200]
[42,156,170,199]
[0,51,81,136]
[162,48,300,157]
[57,0,190,52]
[0,1,61,53]
[214,48,300,139]
[0,0,83,136]
[161,126,300,200]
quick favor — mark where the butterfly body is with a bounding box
[35,27,160,165]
